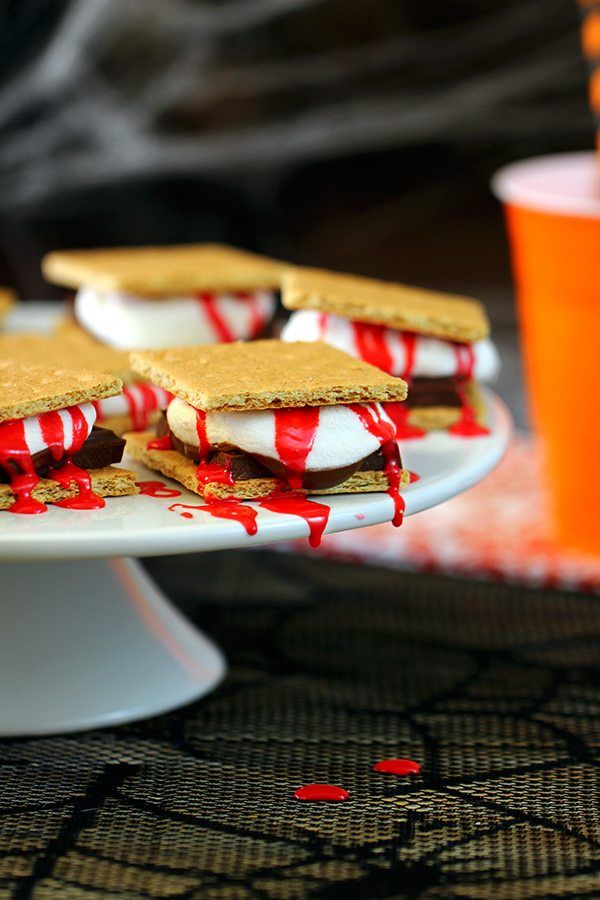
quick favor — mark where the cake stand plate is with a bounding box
[0,304,511,735]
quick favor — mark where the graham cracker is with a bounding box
[0,288,14,322]
[130,340,408,411]
[126,431,410,501]
[43,244,286,296]
[409,382,487,431]
[0,361,121,423]
[0,465,137,511]
[0,333,134,384]
[282,267,490,343]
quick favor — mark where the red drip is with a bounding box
[40,411,67,462]
[294,784,350,802]
[123,383,162,431]
[373,758,421,776]
[51,460,105,510]
[317,312,329,339]
[273,407,320,491]
[382,441,405,527]
[199,292,235,342]
[168,500,258,535]
[136,480,182,498]
[409,471,420,483]
[452,343,476,380]
[449,382,490,437]
[348,403,395,443]
[258,495,330,548]
[147,434,173,451]
[237,291,265,339]
[382,403,426,440]
[399,332,418,379]
[7,472,46,515]
[197,459,234,487]
[195,409,212,460]
[351,321,393,373]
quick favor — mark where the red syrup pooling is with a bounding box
[381,402,426,441]
[449,381,490,438]
[273,407,320,491]
[198,292,235,342]
[294,784,350,802]
[373,758,422,776]
[168,501,258,535]
[196,459,234,487]
[147,434,173,451]
[136,480,182,499]
[258,494,330,548]
[351,321,393,373]
[51,460,105,510]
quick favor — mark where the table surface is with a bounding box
[1,550,598,899]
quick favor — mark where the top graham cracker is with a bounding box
[42,244,287,296]
[282,267,490,343]
[0,333,134,384]
[0,360,122,423]
[130,340,408,411]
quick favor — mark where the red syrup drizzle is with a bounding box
[373,758,422,776]
[348,403,405,527]
[452,342,476,380]
[136,480,182,498]
[168,501,258,535]
[123,383,165,431]
[43,407,104,509]
[381,402,425,441]
[238,290,266,339]
[198,292,235,342]
[294,784,350,802]
[351,321,393,373]
[258,494,330,548]
[273,407,320,491]
[194,409,237,488]
[0,419,46,514]
[147,434,173,451]
[449,381,490,438]
[399,332,418,379]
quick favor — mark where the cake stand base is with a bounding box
[0,558,225,736]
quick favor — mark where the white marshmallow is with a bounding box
[167,396,395,471]
[95,383,171,420]
[75,286,277,350]
[1,403,96,458]
[281,309,500,381]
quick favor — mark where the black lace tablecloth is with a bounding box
[1,551,599,899]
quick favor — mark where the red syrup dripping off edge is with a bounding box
[373,758,422,776]
[51,460,105,510]
[136,480,182,499]
[294,784,350,802]
[258,493,330,548]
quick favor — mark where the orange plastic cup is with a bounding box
[492,152,600,555]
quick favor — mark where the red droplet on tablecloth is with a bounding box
[373,758,421,776]
[294,784,350,802]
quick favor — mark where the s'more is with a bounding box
[42,244,286,351]
[281,268,500,435]
[125,341,410,521]
[0,361,137,514]
[0,333,170,437]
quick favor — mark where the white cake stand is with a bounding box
[0,305,511,735]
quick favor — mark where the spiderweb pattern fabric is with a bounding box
[1,550,599,898]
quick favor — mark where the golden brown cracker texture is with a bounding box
[0,333,134,384]
[130,340,407,411]
[283,267,490,343]
[43,244,286,295]
[0,361,121,423]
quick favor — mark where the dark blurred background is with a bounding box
[0,0,592,309]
